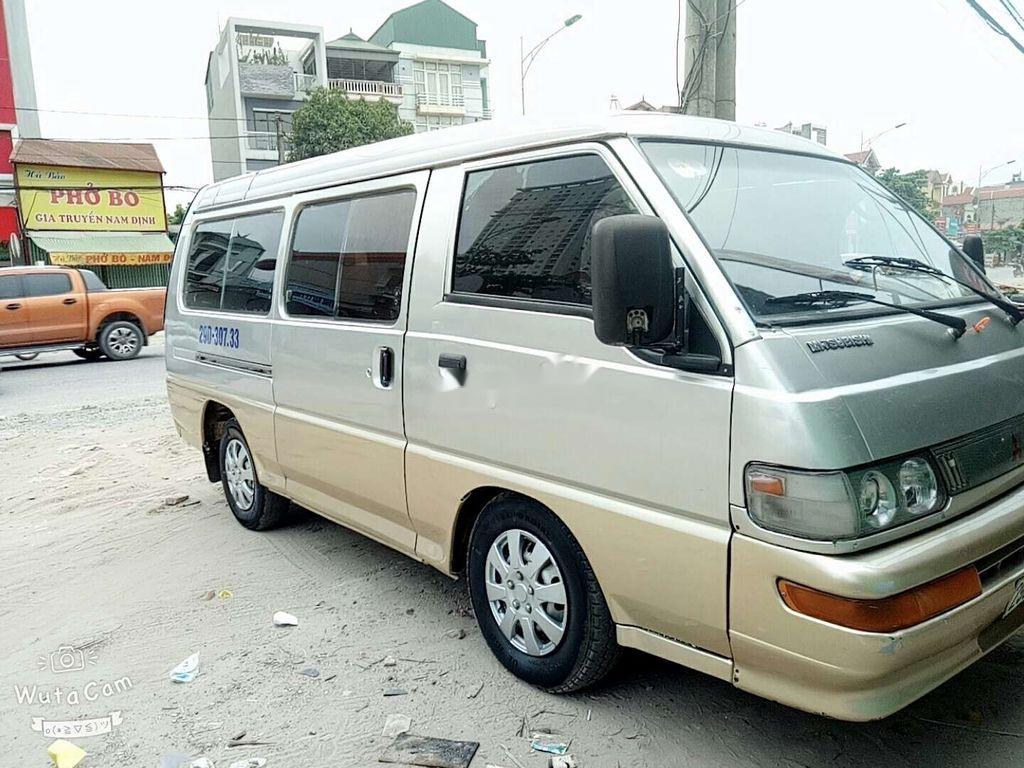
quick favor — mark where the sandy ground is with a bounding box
[6,341,1024,766]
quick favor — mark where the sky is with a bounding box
[19,0,1024,210]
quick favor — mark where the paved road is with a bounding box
[0,334,166,418]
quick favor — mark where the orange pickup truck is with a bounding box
[0,266,166,362]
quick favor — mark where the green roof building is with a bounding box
[204,1,492,179]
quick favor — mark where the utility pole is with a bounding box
[275,114,286,166]
[680,0,736,119]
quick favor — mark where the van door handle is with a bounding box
[5,303,21,311]
[438,354,467,370]
[62,297,77,305]
[379,346,394,388]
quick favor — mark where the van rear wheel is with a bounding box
[467,494,619,692]
[218,420,289,530]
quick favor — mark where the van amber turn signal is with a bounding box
[777,567,982,633]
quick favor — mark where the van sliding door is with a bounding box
[271,171,429,555]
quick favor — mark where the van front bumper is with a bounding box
[729,481,1024,721]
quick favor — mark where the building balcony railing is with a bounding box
[328,78,404,99]
[415,91,465,109]
[246,131,280,152]
[294,73,318,93]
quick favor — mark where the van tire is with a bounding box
[218,420,289,531]
[98,321,143,361]
[467,494,619,693]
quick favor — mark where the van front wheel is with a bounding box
[467,495,619,692]
[218,420,289,530]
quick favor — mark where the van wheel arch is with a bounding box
[202,401,235,482]
[451,487,569,575]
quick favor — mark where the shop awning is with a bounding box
[27,231,175,266]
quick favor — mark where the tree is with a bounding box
[982,224,1024,262]
[287,88,413,163]
[875,168,939,220]
[167,203,188,226]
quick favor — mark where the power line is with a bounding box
[965,0,1024,54]
[0,103,248,123]
[999,0,1024,32]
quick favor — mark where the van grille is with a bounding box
[931,413,1024,495]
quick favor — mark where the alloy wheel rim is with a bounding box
[224,438,255,511]
[109,327,139,356]
[484,528,568,657]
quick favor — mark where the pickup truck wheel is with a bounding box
[467,495,620,693]
[14,352,39,361]
[219,420,289,531]
[99,321,142,361]
[73,348,104,361]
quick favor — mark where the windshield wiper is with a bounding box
[844,255,1024,326]
[764,290,968,338]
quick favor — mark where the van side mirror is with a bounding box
[962,235,985,274]
[591,215,675,346]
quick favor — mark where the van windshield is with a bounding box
[641,141,997,324]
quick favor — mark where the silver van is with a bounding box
[166,114,1024,720]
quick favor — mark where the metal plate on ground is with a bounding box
[379,733,480,768]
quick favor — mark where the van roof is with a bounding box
[193,112,845,212]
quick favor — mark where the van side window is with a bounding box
[453,154,637,306]
[24,273,72,297]
[222,213,283,313]
[285,189,416,322]
[184,211,283,313]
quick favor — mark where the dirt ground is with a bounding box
[6,346,1024,767]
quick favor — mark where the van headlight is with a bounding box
[745,458,946,541]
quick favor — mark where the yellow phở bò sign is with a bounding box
[15,165,168,232]
[48,252,172,266]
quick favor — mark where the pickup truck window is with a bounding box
[24,273,72,298]
[79,269,108,292]
[185,211,283,314]
[453,153,637,306]
[0,274,21,299]
[284,189,416,322]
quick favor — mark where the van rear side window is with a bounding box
[184,211,283,314]
[453,154,637,306]
[284,189,416,322]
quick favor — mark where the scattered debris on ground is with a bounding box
[168,652,199,683]
[379,733,479,768]
[47,740,87,768]
[272,611,298,627]
[531,733,570,755]
[382,713,412,739]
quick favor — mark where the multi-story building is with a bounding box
[205,0,491,180]
[0,0,40,265]
[777,121,827,146]
[975,177,1024,232]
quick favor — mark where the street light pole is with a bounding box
[977,160,1016,231]
[861,122,907,150]
[520,14,582,115]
